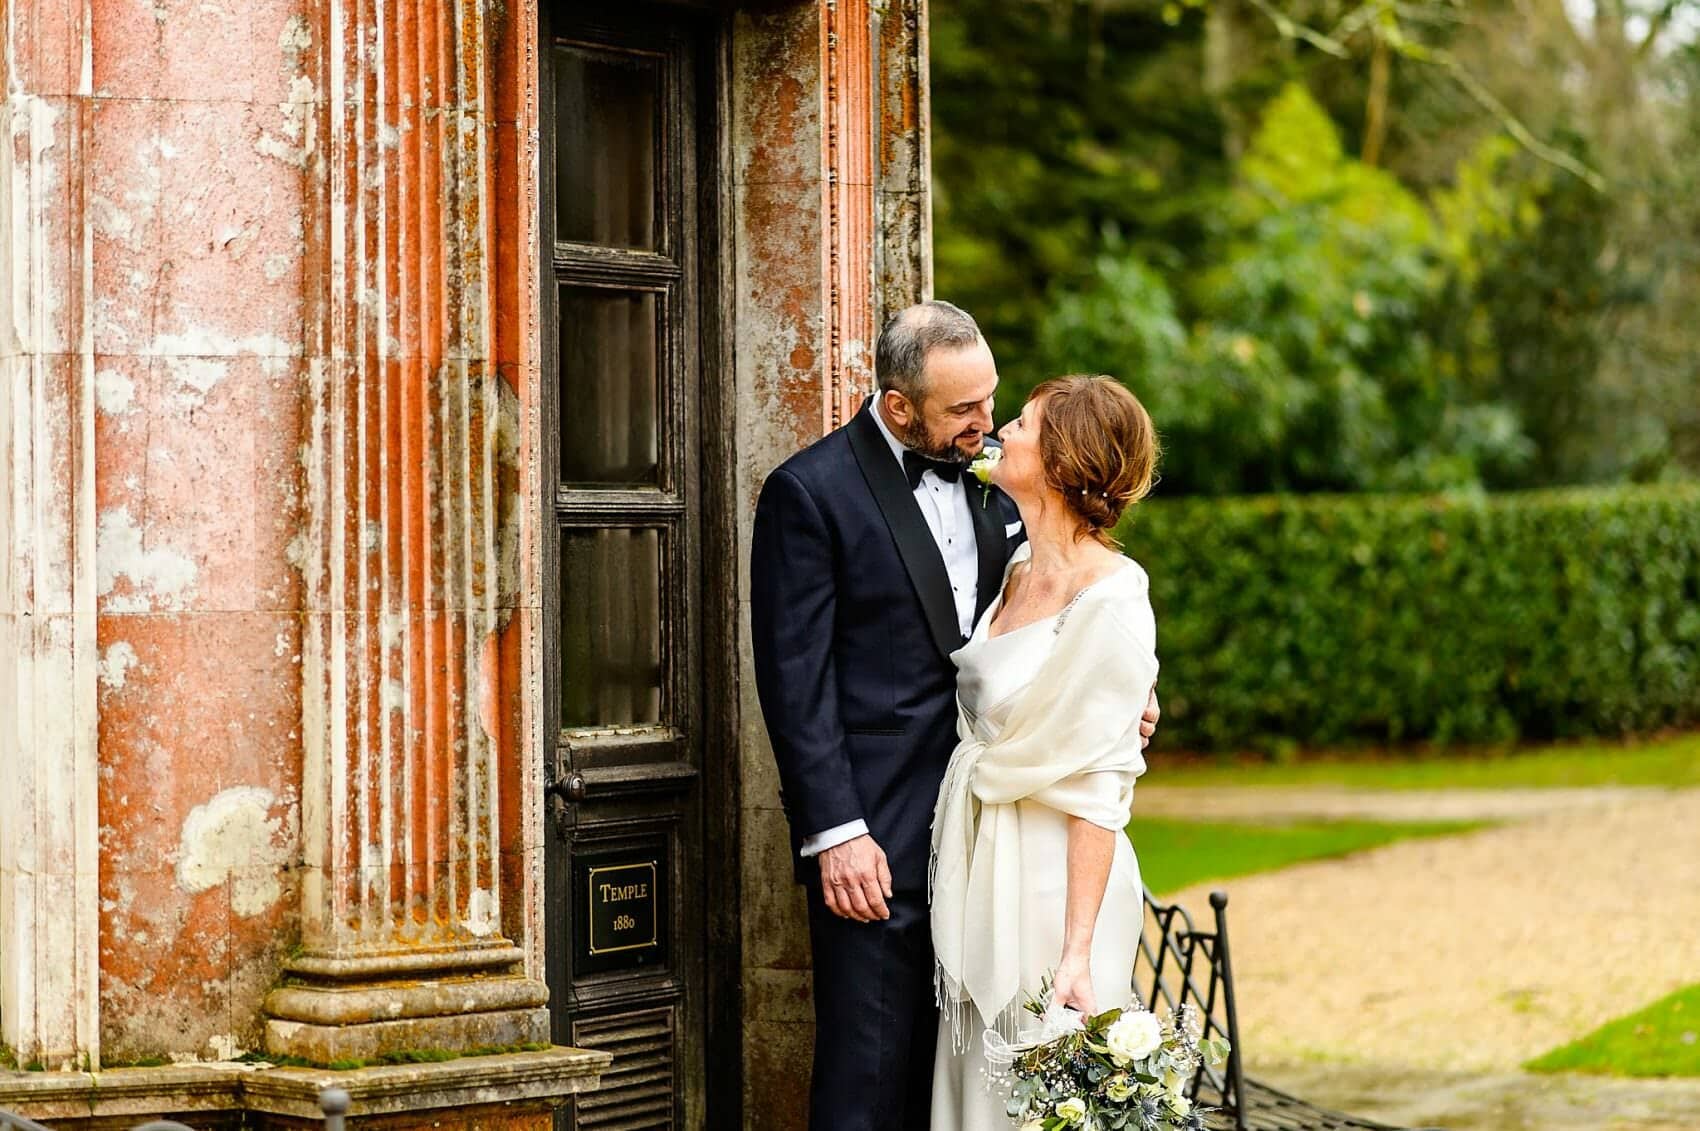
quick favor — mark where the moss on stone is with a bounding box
[237,1051,318,1069]
[98,1057,172,1070]
[235,1041,553,1072]
[374,1049,458,1065]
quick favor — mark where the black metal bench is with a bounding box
[1139,889,1442,1131]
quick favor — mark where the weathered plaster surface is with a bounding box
[97,640,139,690]
[874,0,933,313]
[4,0,543,1073]
[96,610,304,1061]
[730,3,931,1126]
[176,786,291,916]
[84,0,309,1059]
[1,0,104,1072]
[731,8,837,1123]
[96,507,200,612]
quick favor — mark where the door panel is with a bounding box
[559,526,666,726]
[542,5,715,1129]
[557,288,665,486]
[554,46,662,251]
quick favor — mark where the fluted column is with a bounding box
[821,0,930,425]
[0,0,103,1073]
[822,0,877,428]
[265,0,544,1062]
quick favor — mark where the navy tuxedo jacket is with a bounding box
[750,401,1022,890]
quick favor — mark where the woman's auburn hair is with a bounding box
[1030,374,1159,548]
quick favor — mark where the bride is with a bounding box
[930,375,1161,1130]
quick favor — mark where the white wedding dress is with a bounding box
[930,544,1151,1130]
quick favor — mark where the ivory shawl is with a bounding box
[930,564,1159,1045]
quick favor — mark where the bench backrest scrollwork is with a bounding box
[1135,887,1250,1131]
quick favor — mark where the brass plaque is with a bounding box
[573,849,669,975]
[588,861,660,956]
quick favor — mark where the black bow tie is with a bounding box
[903,449,965,490]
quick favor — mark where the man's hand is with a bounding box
[818,834,893,922]
[1139,686,1160,750]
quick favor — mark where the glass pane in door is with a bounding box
[560,287,661,485]
[560,526,664,727]
[555,46,659,250]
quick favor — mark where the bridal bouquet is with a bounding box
[987,985,1229,1131]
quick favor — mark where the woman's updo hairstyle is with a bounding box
[1032,375,1158,548]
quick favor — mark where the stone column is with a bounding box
[262,0,547,1063]
[0,0,104,1073]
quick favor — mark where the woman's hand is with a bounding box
[1055,817,1113,1016]
[1050,951,1097,1017]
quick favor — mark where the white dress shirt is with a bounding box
[801,404,982,859]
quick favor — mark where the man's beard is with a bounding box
[893,414,973,463]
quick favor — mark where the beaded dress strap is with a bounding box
[1053,588,1089,636]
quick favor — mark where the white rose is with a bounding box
[1169,1095,1192,1117]
[1103,1010,1163,1066]
[1163,1067,1187,1096]
[1055,1097,1087,1125]
[1102,1074,1133,1103]
[1020,1121,1045,1131]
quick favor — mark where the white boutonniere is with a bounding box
[969,447,1002,508]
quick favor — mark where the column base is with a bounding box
[263,1007,550,1066]
[263,945,551,1064]
[0,1049,610,1129]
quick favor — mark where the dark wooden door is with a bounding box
[541,5,729,1128]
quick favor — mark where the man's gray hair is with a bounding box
[875,300,982,403]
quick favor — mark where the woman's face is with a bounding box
[993,395,1046,500]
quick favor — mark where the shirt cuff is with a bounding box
[800,819,869,858]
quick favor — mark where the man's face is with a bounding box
[884,339,999,462]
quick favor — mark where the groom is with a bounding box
[750,301,1160,1129]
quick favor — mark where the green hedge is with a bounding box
[1116,486,1700,752]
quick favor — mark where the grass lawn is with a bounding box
[1526,984,1700,1077]
[1127,815,1484,896]
[1149,731,1700,792]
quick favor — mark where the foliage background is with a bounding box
[931,0,1700,750]
[1113,486,1700,751]
[931,0,1700,497]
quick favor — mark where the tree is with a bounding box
[1040,86,1536,495]
[930,0,1230,395]
[931,0,1700,490]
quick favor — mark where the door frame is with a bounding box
[697,17,744,1131]
[536,3,742,1127]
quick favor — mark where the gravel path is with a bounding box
[1262,1064,1700,1131]
[1158,788,1700,1125]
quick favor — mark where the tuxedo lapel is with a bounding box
[968,477,1010,624]
[846,403,964,659]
